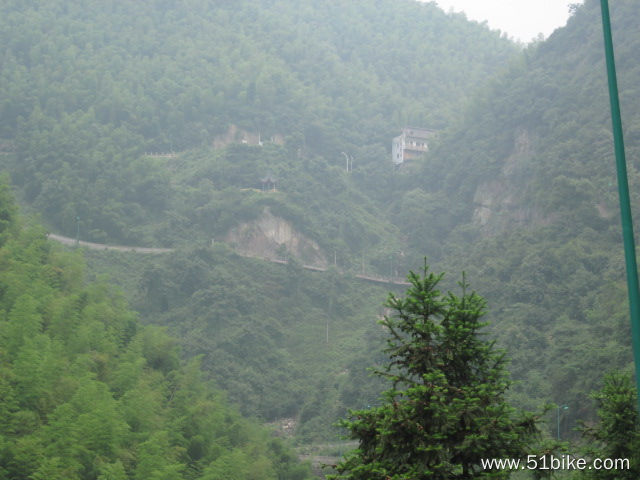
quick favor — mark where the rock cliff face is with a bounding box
[471,129,551,233]
[224,208,327,267]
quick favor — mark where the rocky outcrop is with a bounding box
[472,129,551,233]
[224,208,327,267]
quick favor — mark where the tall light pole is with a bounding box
[341,152,353,172]
[600,0,640,412]
[557,404,569,441]
[75,216,80,246]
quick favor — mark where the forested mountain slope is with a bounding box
[0,0,524,445]
[0,0,517,247]
[0,181,312,479]
[401,0,640,427]
[82,244,395,444]
[8,0,633,450]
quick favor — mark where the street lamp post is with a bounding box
[557,404,569,440]
[341,152,349,171]
[341,151,353,172]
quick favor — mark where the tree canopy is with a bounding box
[0,182,312,479]
[331,264,538,479]
[579,372,640,479]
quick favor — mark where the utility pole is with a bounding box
[75,216,80,246]
[600,0,640,412]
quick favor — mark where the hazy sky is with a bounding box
[431,0,585,43]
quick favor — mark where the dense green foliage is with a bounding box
[0,188,311,479]
[0,0,525,446]
[396,0,640,431]
[0,0,517,245]
[3,0,640,459]
[149,142,405,264]
[83,245,393,443]
[331,265,538,479]
[578,372,640,479]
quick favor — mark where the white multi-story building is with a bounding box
[392,127,436,165]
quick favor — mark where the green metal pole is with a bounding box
[600,0,640,412]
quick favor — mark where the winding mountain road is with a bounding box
[46,233,174,254]
[46,233,409,285]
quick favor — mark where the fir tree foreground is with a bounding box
[579,372,640,479]
[330,263,539,479]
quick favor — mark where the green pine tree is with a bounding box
[330,263,538,479]
[579,372,640,479]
